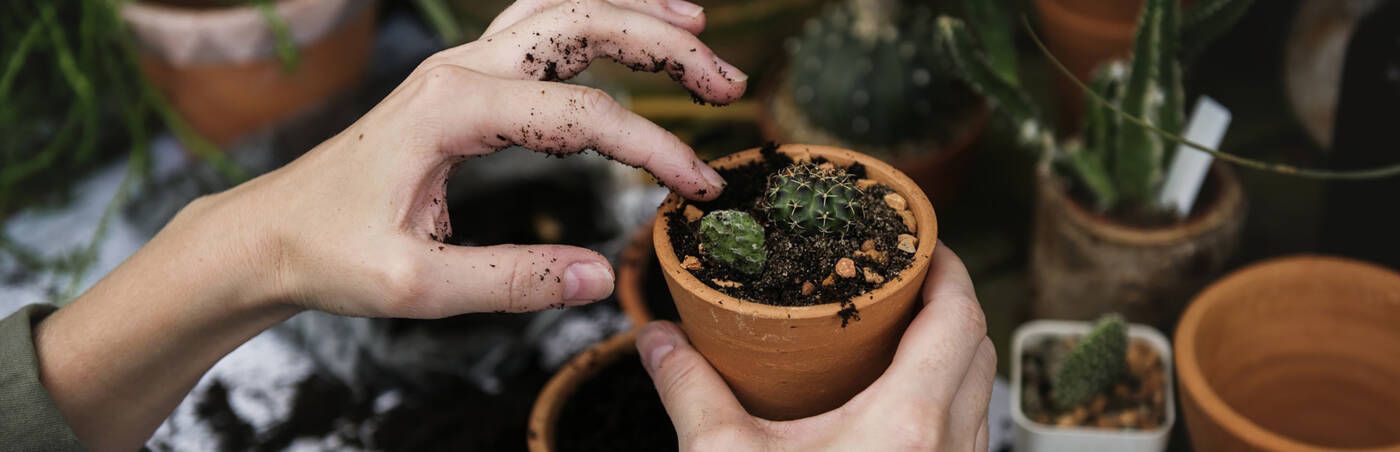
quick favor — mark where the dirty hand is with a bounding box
[208,0,747,318]
[637,244,995,451]
[33,1,745,450]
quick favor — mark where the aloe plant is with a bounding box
[937,0,1252,213]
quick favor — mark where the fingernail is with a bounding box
[714,57,748,83]
[700,163,726,191]
[638,322,679,372]
[667,0,704,18]
[563,262,613,303]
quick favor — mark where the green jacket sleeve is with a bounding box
[1,304,86,451]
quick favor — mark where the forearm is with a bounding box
[32,192,298,451]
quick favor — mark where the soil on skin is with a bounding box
[1020,336,1168,429]
[665,144,916,308]
[554,355,677,452]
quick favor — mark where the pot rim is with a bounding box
[1038,160,1245,245]
[526,330,640,452]
[653,144,938,321]
[121,0,375,66]
[616,219,658,326]
[1174,255,1400,452]
[1010,319,1176,438]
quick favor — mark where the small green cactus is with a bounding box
[1051,314,1128,409]
[698,210,767,275]
[785,0,976,147]
[764,163,862,234]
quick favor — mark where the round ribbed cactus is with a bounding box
[764,163,862,234]
[698,210,767,275]
[785,0,976,147]
[1051,314,1128,408]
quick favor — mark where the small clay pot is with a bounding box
[527,330,639,452]
[121,0,376,145]
[653,144,939,420]
[1175,256,1400,452]
[758,70,991,207]
[1029,161,1245,328]
[616,219,660,326]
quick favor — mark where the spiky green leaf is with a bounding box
[1113,0,1166,205]
[936,17,1041,135]
[961,0,1018,85]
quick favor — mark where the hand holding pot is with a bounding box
[29,1,745,450]
[637,244,996,451]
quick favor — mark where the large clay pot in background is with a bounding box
[1175,256,1400,451]
[122,0,376,145]
[527,330,639,452]
[653,144,939,420]
[1029,162,1245,328]
[759,72,991,207]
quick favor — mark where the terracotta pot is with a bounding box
[1034,0,1141,129]
[1029,161,1245,328]
[653,144,939,420]
[617,218,660,326]
[122,0,376,145]
[1175,256,1400,452]
[527,330,639,452]
[758,69,991,207]
[1011,320,1175,452]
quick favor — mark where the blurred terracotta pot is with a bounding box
[1175,256,1400,451]
[527,330,638,452]
[1034,0,1141,128]
[122,0,376,145]
[1029,161,1245,328]
[653,144,938,420]
[759,71,991,207]
[617,218,670,326]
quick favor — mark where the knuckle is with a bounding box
[954,295,988,339]
[574,86,620,119]
[376,256,430,316]
[684,421,752,451]
[503,255,538,312]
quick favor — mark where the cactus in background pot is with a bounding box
[937,0,1252,214]
[698,210,768,275]
[1050,314,1128,408]
[785,0,977,148]
[764,162,863,234]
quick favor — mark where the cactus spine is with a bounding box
[698,210,767,275]
[937,0,1252,213]
[1051,314,1128,408]
[764,163,862,234]
[785,0,975,147]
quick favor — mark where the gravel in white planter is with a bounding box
[1011,319,1175,452]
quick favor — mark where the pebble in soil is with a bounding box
[665,144,916,308]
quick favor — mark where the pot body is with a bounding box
[123,0,376,145]
[1175,256,1400,452]
[527,330,638,452]
[653,144,938,420]
[1034,0,1141,128]
[1011,320,1175,452]
[617,219,658,326]
[1029,162,1245,328]
[758,74,990,208]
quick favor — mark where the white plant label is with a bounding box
[1158,97,1232,217]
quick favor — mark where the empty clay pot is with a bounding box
[653,144,939,420]
[1176,255,1400,451]
[1029,161,1246,328]
[527,330,639,452]
[617,219,661,326]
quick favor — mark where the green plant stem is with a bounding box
[0,22,42,104]
[1024,16,1400,180]
[415,0,465,46]
[254,0,300,73]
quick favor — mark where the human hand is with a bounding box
[636,244,995,451]
[194,0,747,318]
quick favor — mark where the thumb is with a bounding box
[404,243,614,317]
[636,321,751,441]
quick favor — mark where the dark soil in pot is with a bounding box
[554,357,677,452]
[664,144,916,307]
[1020,336,1167,430]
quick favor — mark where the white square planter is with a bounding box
[1010,320,1175,452]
